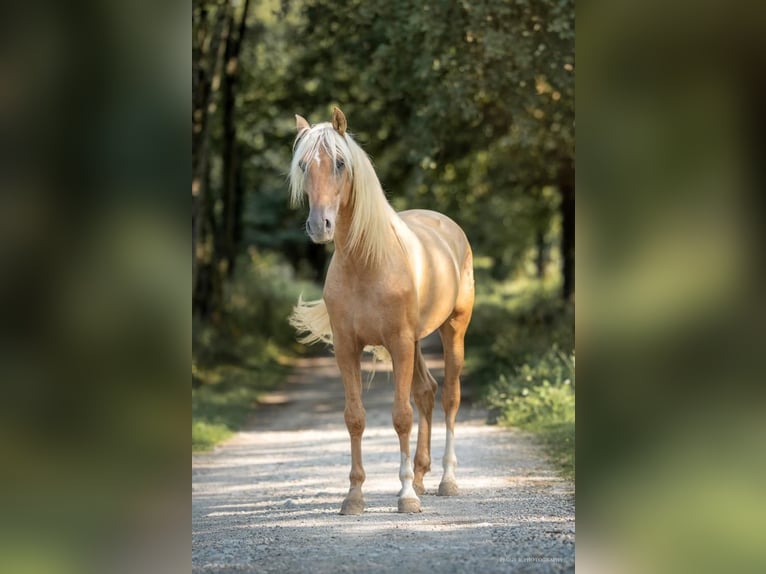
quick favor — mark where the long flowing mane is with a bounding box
[289,123,399,267]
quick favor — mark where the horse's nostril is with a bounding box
[324,219,332,231]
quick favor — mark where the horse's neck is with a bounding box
[332,203,355,253]
[333,200,408,271]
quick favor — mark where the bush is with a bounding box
[193,249,321,368]
[192,364,286,451]
[466,275,575,478]
[488,347,575,423]
[487,346,575,478]
[465,276,574,392]
[192,250,320,451]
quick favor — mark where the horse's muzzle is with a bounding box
[306,210,335,244]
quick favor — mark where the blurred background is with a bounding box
[578,1,766,572]
[2,0,764,572]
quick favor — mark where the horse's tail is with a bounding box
[289,296,390,363]
[289,296,333,346]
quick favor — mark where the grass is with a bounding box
[192,359,288,451]
[467,266,575,479]
[192,250,320,452]
[485,347,575,479]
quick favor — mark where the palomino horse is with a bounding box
[288,107,474,514]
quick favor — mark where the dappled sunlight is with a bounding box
[195,400,573,564]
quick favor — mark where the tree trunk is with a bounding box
[232,146,245,248]
[220,0,252,277]
[192,0,229,319]
[559,164,575,301]
[193,167,224,320]
[535,228,547,279]
[192,1,210,293]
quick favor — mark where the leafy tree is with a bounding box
[192,0,575,318]
[288,0,574,290]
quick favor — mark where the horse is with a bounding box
[288,107,474,514]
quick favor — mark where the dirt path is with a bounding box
[192,348,575,573]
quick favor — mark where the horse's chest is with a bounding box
[324,273,415,344]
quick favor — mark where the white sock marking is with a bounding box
[442,429,457,483]
[399,452,418,500]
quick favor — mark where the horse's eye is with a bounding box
[335,158,345,171]
[298,160,307,172]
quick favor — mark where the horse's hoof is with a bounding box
[437,480,459,496]
[340,498,365,515]
[398,497,421,513]
[413,482,426,496]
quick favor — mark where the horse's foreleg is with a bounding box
[336,344,366,515]
[412,341,437,495]
[390,338,420,513]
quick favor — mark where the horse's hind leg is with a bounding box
[413,341,437,495]
[437,252,474,496]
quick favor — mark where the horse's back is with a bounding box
[399,209,471,265]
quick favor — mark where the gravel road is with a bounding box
[192,348,575,573]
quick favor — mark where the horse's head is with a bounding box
[290,107,353,244]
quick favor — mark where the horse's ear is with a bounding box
[295,114,310,133]
[332,106,347,136]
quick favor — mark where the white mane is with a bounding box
[289,123,399,267]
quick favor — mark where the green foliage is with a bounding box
[467,276,575,477]
[193,250,320,364]
[466,273,574,386]
[192,362,287,451]
[192,251,320,451]
[487,347,575,425]
[488,347,575,479]
[230,0,574,279]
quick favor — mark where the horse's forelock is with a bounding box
[293,125,353,173]
[289,125,355,207]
